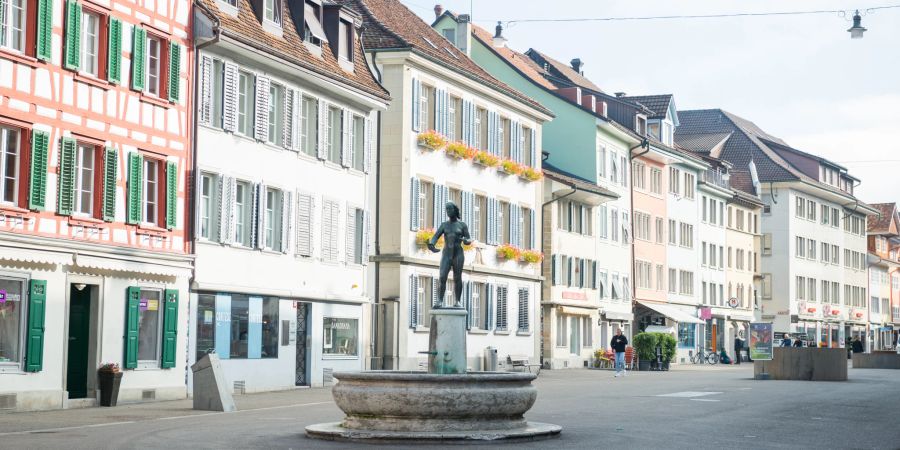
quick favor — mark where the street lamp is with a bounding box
[492,21,507,47]
[847,10,867,39]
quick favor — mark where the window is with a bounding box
[142,159,159,224]
[475,194,486,242]
[808,239,816,260]
[796,276,806,300]
[620,155,628,187]
[352,115,365,171]
[522,206,533,249]
[655,264,663,291]
[474,107,485,150]
[301,96,318,157]
[449,96,460,141]
[523,127,533,167]
[416,275,433,326]
[338,20,352,61]
[668,219,676,245]
[796,196,805,218]
[81,10,101,77]
[821,204,829,225]
[327,106,342,164]
[238,71,255,136]
[678,323,695,348]
[471,282,488,330]
[669,167,680,195]
[655,217,664,243]
[495,286,508,330]
[73,143,95,216]
[610,208,619,242]
[199,173,219,240]
[500,201,510,244]
[831,209,839,228]
[263,188,283,250]
[609,152,618,183]
[324,317,358,356]
[0,0,27,53]
[517,288,530,332]
[598,271,608,298]
[650,168,662,194]
[761,274,772,298]
[442,28,455,45]
[582,317,592,348]
[679,271,693,296]
[611,273,620,300]
[351,207,365,264]
[683,173,695,199]
[807,199,816,221]
[198,294,280,360]
[702,281,707,303]
[668,268,677,293]
[555,314,567,347]
[597,145,606,178]
[679,223,693,248]
[211,60,225,127]
[146,35,162,96]
[633,162,646,190]
[0,276,26,369]
[808,278,816,302]
[302,2,325,46]
[268,83,285,146]
[709,243,717,267]
[831,245,839,265]
[634,212,651,241]
[636,260,652,289]
[501,118,511,159]
[709,198,717,224]
[264,0,282,25]
[0,126,21,205]
[420,85,433,131]
[727,247,733,268]
[131,288,163,367]
[234,181,252,246]
[796,236,806,258]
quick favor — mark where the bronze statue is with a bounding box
[428,202,472,308]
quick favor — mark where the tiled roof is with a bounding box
[524,49,605,93]
[728,170,757,197]
[621,94,673,120]
[196,0,389,100]
[676,132,731,154]
[469,24,557,91]
[543,162,618,199]
[335,0,550,116]
[868,203,896,233]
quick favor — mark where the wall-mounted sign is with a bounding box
[0,290,5,303]
[562,292,587,301]
[700,308,712,320]
[727,297,739,308]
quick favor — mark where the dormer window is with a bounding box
[338,19,352,61]
[264,0,282,25]
[635,115,647,137]
[303,2,326,47]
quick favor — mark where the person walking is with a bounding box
[851,336,864,354]
[611,329,628,377]
[733,335,743,365]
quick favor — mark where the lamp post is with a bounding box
[847,10,867,39]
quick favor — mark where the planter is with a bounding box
[98,371,123,407]
[638,360,651,371]
[661,361,670,371]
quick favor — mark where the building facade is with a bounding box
[724,173,763,360]
[866,203,899,351]
[0,0,193,410]
[189,0,389,392]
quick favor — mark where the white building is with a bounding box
[189,1,388,392]
[342,0,552,370]
[724,172,763,360]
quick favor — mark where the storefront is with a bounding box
[635,301,704,364]
[188,293,364,393]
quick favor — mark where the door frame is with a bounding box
[63,275,104,403]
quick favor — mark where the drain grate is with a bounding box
[0,394,16,410]
[234,380,246,395]
[141,390,156,400]
[323,368,333,384]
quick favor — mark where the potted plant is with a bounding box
[657,333,677,370]
[495,244,520,261]
[519,249,543,265]
[444,141,475,160]
[416,130,447,151]
[97,363,122,407]
[519,167,543,182]
[473,150,500,168]
[633,332,658,371]
[499,159,523,176]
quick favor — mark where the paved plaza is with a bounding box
[2,364,899,449]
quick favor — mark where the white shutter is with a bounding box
[461,191,472,225]
[198,55,212,125]
[529,208,536,249]
[283,89,295,150]
[254,75,270,142]
[432,277,440,307]
[410,177,420,231]
[317,100,327,160]
[433,184,443,229]
[553,255,562,285]
[363,210,371,265]
[253,183,265,249]
[487,198,496,245]
[295,192,314,257]
[486,111,496,155]
[411,78,421,132]
[346,205,357,263]
[364,117,373,173]
[215,175,225,243]
[321,200,333,261]
[221,176,236,244]
[341,109,351,167]
[461,99,470,145]
[222,62,238,133]
[529,128,537,168]
[518,288,529,331]
[409,275,418,328]
[297,91,306,154]
[281,190,292,253]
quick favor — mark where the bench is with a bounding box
[507,355,541,375]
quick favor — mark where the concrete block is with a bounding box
[427,308,468,374]
[852,352,900,369]
[191,353,236,412]
[754,348,847,381]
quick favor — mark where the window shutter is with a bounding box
[222,62,238,132]
[56,137,77,216]
[220,176,236,244]
[567,257,573,286]
[160,289,179,368]
[518,289,529,332]
[167,42,181,103]
[254,75,270,142]
[409,177,419,231]
[283,89,295,149]
[24,279,47,372]
[126,152,143,224]
[460,99,470,145]
[341,109,351,167]
[486,111,496,155]
[281,191,292,253]
[130,26,146,91]
[363,210,372,264]
[579,259,585,288]
[529,208,536,249]
[124,286,140,369]
[551,255,558,285]
[432,184,443,229]
[63,0,82,70]
[252,183,264,248]
[411,78,421,132]
[165,161,177,229]
[461,191,472,226]
[107,18,122,84]
[486,283,494,330]
[518,122,525,164]
[486,198,495,245]
[432,277,440,307]
[102,147,117,221]
[316,100,327,159]
[196,57,211,124]
[591,261,597,289]
[465,281,472,330]
[409,275,418,328]
[29,130,50,210]
[295,192,314,257]
[363,117,373,173]
[35,0,53,61]
[529,128,537,168]
[346,205,356,262]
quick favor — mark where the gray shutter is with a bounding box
[198,55,212,126]
[529,208,536,249]
[364,117,373,173]
[254,75,270,142]
[517,122,525,163]
[295,192,314,257]
[317,100,327,159]
[579,259,585,288]
[461,191,473,226]
[433,88,442,135]
[551,255,559,285]
[283,89,295,150]
[432,277,440,307]
[433,184,444,229]
[486,283,494,330]
[221,176,236,244]
[252,183,264,248]
[486,198,495,245]
[341,109,351,167]
[529,128,537,168]
[409,177,420,231]
[465,281,472,330]
[363,210,371,265]
[409,275,418,328]
[493,112,501,156]
[346,205,356,262]
[411,78,421,132]
[518,289,529,331]
[461,99,471,145]
[441,90,449,135]
[567,257,573,286]
[222,62,239,133]
[281,190,292,253]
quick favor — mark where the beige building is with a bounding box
[725,171,764,360]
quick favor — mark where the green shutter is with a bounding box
[107,18,122,84]
[124,287,140,369]
[165,161,177,229]
[102,147,117,221]
[160,289,179,369]
[130,26,146,91]
[35,0,53,61]
[29,130,50,211]
[167,42,181,103]
[25,280,47,372]
[126,152,142,224]
[57,137,77,216]
[63,0,82,70]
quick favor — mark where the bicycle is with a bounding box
[688,347,719,365]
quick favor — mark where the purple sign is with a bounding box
[0,290,6,303]
[139,299,148,311]
[699,307,712,320]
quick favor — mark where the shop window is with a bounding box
[0,276,26,369]
[261,298,279,357]
[0,125,22,206]
[204,294,280,360]
[196,294,216,361]
[323,317,358,356]
[137,289,162,366]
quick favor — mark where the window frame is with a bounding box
[267,82,285,146]
[141,157,161,226]
[0,125,24,206]
[0,0,31,55]
[78,8,107,79]
[234,179,252,246]
[145,33,165,97]
[0,273,28,372]
[237,70,255,137]
[136,287,164,369]
[73,141,99,217]
[263,0,283,26]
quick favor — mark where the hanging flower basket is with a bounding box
[496,244,521,261]
[415,229,443,249]
[519,167,543,182]
[499,159,523,176]
[417,130,447,151]
[445,141,475,160]
[473,150,500,168]
[519,249,543,264]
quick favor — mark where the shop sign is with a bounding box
[749,322,774,361]
[562,292,587,300]
[700,308,712,320]
[0,290,5,303]
[727,297,739,308]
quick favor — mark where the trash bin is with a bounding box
[483,346,498,372]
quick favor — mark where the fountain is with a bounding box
[305,202,561,442]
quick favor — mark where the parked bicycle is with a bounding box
[689,347,719,365]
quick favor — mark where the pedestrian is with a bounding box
[781,333,792,347]
[733,335,742,365]
[793,337,802,348]
[851,336,864,354]
[611,329,628,377]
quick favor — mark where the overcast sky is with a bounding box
[401,0,900,204]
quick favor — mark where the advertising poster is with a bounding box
[749,322,774,361]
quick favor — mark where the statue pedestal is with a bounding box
[428,308,468,374]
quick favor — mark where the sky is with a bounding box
[400,0,900,204]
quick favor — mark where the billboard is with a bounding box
[749,322,774,361]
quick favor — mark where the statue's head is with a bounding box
[446,202,460,220]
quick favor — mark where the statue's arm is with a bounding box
[461,222,472,245]
[428,224,444,253]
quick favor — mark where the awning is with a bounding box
[557,305,594,316]
[74,254,191,277]
[644,325,675,334]
[0,247,73,266]
[603,311,633,321]
[637,301,704,324]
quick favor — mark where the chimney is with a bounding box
[570,58,583,74]
[434,4,444,19]
[455,14,472,56]
[615,92,626,98]
[556,87,581,105]
[581,94,596,113]
[599,101,608,117]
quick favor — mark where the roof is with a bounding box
[868,203,897,233]
[335,0,550,116]
[524,49,605,93]
[728,170,758,197]
[469,24,557,91]
[543,162,618,199]
[676,132,732,155]
[196,0,389,100]
[621,94,673,120]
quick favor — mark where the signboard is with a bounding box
[749,322,774,361]
[727,297,739,308]
[700,307,712,320]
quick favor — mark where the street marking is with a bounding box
[656,391,723,398]
[0,400,334,437]
[689,399,721,402]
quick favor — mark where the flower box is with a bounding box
[496,244,521,261]
[473,150,500,168]
[519,249,543,264]
[417,130,447,151]
[444,141,475,160]
[500,159,523,176]
[415,229,443,249]
[519,167,543,182]
[97,363,122,407]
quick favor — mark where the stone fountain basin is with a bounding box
[331,371,538,432]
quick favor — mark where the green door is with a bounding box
[66,286,92,399]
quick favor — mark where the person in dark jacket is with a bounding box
[851,336,864,354]
[781,334,792,347]
[733,336,743,365]
[793,338,803,347]
[610,329,628,377]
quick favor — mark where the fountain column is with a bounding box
[428,308,468,374]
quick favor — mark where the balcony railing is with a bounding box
[700,169,729,189]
